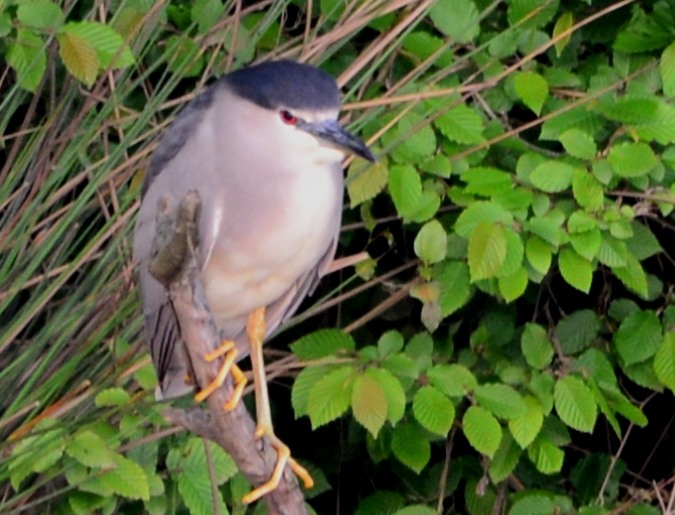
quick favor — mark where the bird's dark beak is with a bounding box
[300,119,376,162]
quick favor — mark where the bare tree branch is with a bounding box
[149,191,308,515]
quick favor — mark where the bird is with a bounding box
[133,60,374,504]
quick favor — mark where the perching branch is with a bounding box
[148,191,307,515]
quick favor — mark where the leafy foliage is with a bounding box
[2,0,674,513]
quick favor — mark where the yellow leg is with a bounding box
[223,363,247,411]
[194,340,241,406]
[242,307,314,505]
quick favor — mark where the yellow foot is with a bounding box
[242,432,314,504]
[223,363,247,411]
[194,340,239,404]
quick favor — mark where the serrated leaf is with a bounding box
[95,387,130,407]
[435,105,485,144]
[525,236,552,275]
[560,129,597,160]
[521,323,553,369]
[554,376,597,432]
[100,454,149,500]
[553,12,573,56]
[597,235,628,267]
[498,228,525,277]
[614,311,662,366]
[385,112,437,163]
[463,406,502,458]
[66,431,116,468]
[412,386,455,437]
[654,333,675,392]
[498,266,528,302]
[661,42,675,97]
[559,247,593,293]
[627,222,662,260]
[61,21,134,69]
[455,201,514,237]
[607,142,657,178]
[352,372,388,438]
[7,28,47,92]
[527,437,564,474]
[427,363,477,397]
[307,366,355,429]
[514,72,548,115]
[292,365,331,417]
[388,164,421,218]
[429,0,480,43]
[414,220,447,264]
[355,491,406,515]
[510,493,558,514]
[488,432,521,483]
[435,260,471,316]
[526,216,563,247]
[468,222,507,281]
[57,26,99,86]
[378,331,404,357]
[391,423,430,473]
[290,329,355,360]
[474,383,528,420]
[529,161,575,192]
[508,395,544,449]
[347,160,388,208]
[572,170,603,210]
[17,0,64,30]
[556,309,600,355]
[368,368,406,425]
[569,229,602,261]
[612,252,648,298]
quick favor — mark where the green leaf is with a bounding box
[455,201,514,237]
[462,167,512,196]
[626,222,662,260]
[614,311,662,366]
[527,438,564,474]
[612,252,649,298]
[468,222,507,281]
[498,266,528,302]
[556,310,600,355]
[597,235,628,267]
[66,431,116,469]
[427,363,478,397]
[412,386,455,437]
[572,170,603,210]
[474,383,528,420]
[369,368,406,425]
[529,161,575,192]
[17,0,64,30]
[378,331,405,357]
[290,329,355,360]
[95,387,130,407]
[489,432,521,483]
[526,216,563,247]
[355,491,406,515]
[292,365,331,417]
[435,260,471,316]
[654,333,675,392]
[521,323,554,369]
[558,247,593,293]
[509,493,558,515]
[436,105,485,144]
[192,0,227,33]
[607,142,657,178]
[414,220,447,264]
[569,228,602,261]
[553,11,573,56]
[307,366,356,429]
[429,0,480,43]
[391,423,430,473]
[388,164,421,218]
[514,72,548,115]
[394,506,437,515]
[100,454,150,500]
[57,25,99,86]
[554,375,597,433]
[525,236,552,275]
[463,406,502,458]
[64,21,135,69]
[498,228,525,277]
[387,112,437,163]
[7,28,47,92]
[352,372,388,437]
[560,129,597,160]
[508,396,544,449]
[660,42,675,97]
[347,160,388,208]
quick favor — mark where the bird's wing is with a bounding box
[135,84,223,397]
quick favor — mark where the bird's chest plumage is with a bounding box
[201,163,343,335]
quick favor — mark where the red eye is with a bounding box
[280,110,297,125]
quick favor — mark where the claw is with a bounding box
[194,340,241,407]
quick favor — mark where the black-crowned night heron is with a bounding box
[133,60,374,503]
